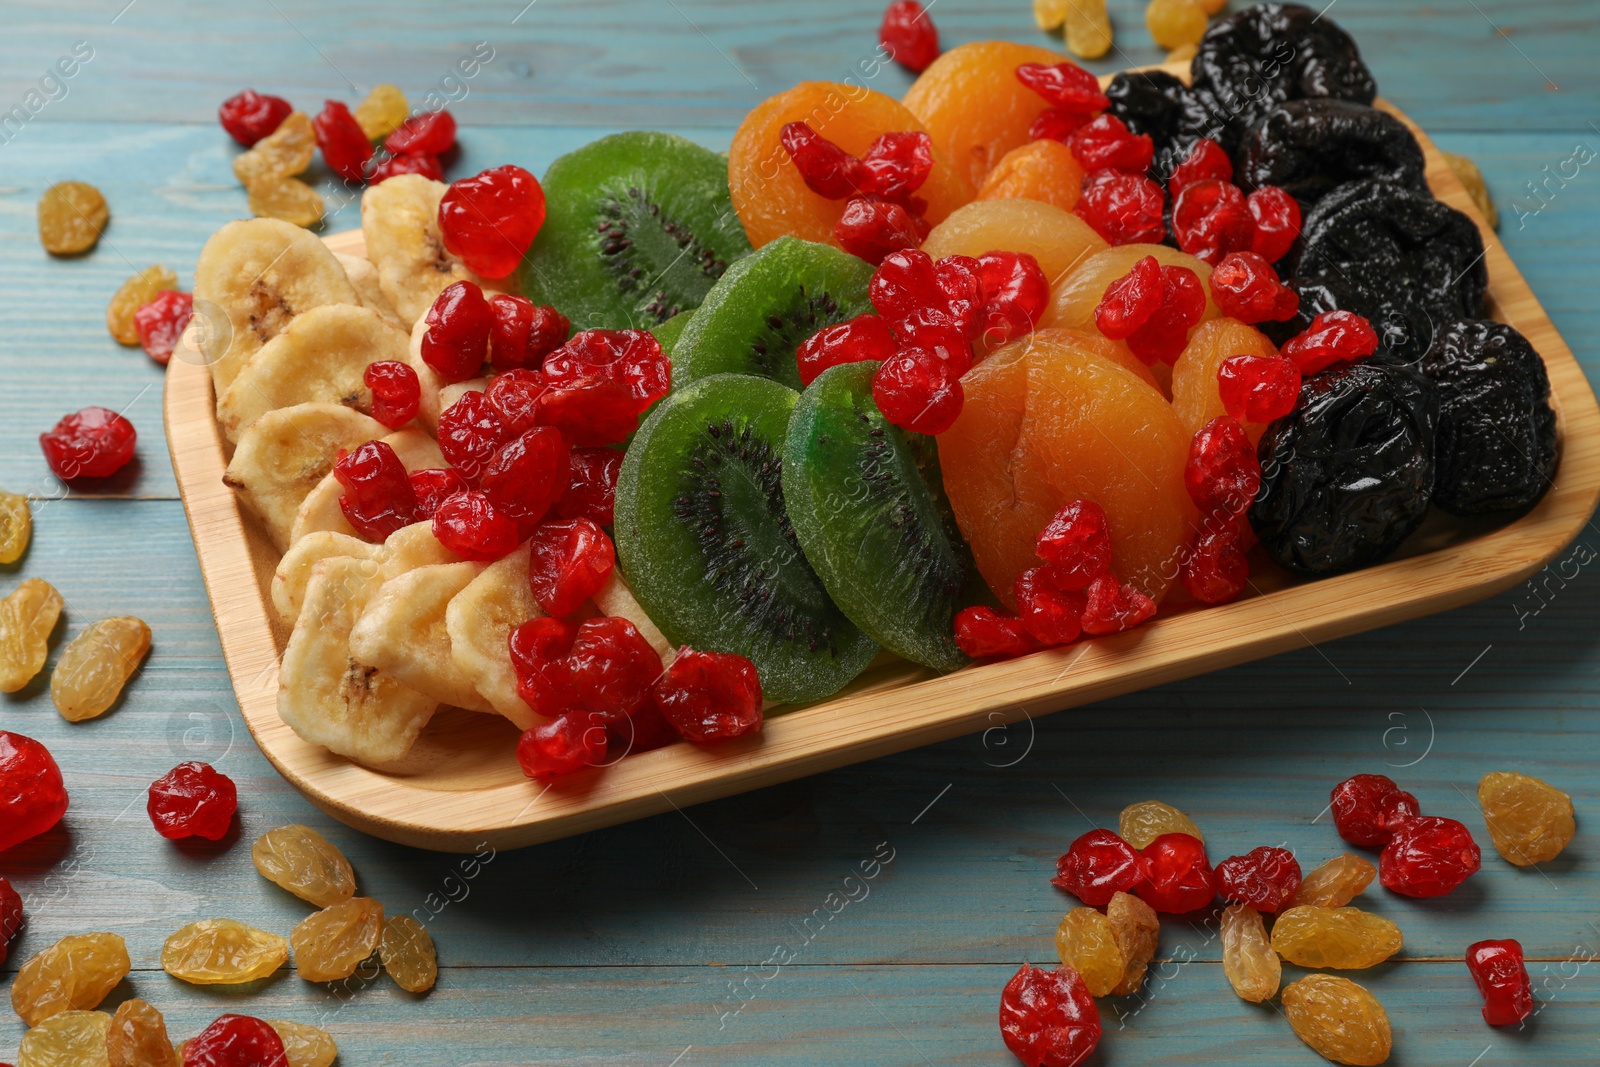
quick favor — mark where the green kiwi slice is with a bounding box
[518,132,751,330]
[650,308,695,358]
[614,373,879,703]
[671,236,875,391]
[782,362,971,671]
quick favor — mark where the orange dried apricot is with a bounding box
[1169,317,1280,442]
[1033,328,1160,393]
[1042,244,1219,335]
[920,198,1107,292]
[976,139,1086,213]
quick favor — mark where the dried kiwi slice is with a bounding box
[671,236,875,391]
[783,362,971,671]
[614,373,878,703]
[518,132,751,330]
[650,309,695,358]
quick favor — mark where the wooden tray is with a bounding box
[164,99,1600,853]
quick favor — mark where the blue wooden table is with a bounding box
[1,1,1597,1063]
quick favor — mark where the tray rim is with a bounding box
[164,94,1600,853]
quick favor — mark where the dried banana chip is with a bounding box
[335,252,406,330]
[289,428,445,546]
[438,377,490,418]
[361,174,488,326]
[350,562,493,712]
[271,531,383,626]
[404,316,447,433]
[380,521,463,579]
[445,546,541,729]
[592,570,674,662]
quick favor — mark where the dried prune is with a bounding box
[1103,70,1208,184]
[1240,100,1427,206]
[1189,3,1377,157]
[1286,179,1487,359]
[1252,354,1436,576]
[1420,320,1558,516]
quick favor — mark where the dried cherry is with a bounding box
[333,440,417,542]
[1035,500,1113,589]
[1136,832,1216,913]
[1379,815,1481,898]
[133,291,194,365]
[796,314,899,386]
[183,1014,286,1067]
[147,762,237,841]
[40,407,137,481]
[384,110,456,156]
[439,165,547,279]
[490,295,570,373]
[953,607,1038,660]
[1466,939,1534,1027]
[516,712,608,780]
[430,490,520,561]
[218,90,293,147]
[526,518,615,618]
[1214,846,1302,913]
[651,648,764,745]
[422,281,492,383]
[880,0,940,73]
[481,426,571,523]
[543,329,669,415]
[509,616,662,724]
[557,447,624,525]
[1075,169,1167,246]
[1,731,68,853]
[1052,829,1146,906]
[998,964,1101,1067]
[1330,773,1420,848]
[362,360,421,429]
[312,100,372,184]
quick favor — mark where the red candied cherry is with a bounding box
[1172,179,1254,264]
[363,360,421,429]
[0,731,69,853]
[651,648,763,745]
[384,109,456,155]
[998,964,1101,1067]
[1330,773,1421,848]
[184,1014,287,1067]
[1183,523,1250,604]
[859,131,935,202]
[0,876,22,965]
[1029,108,1094,143]
[879,0,940,73]
[543,329,669,415]
[489,294,569,373]
[1015,566,1085,646]
[481,426,571,524]
[1185,415,1260,520]
[869,248,941,323]
[1126,265,1205,365]
[147,762,237,842]
[217,89,292,147]
[438,390,507,480]
[408,467,469,519]
[835,196,926,266]
[334,439,417,542]
[1218,354,1301,424]
[1209,251,1299,325]
[1283,310,1380,375]
[40,406,137,481]
[133,290,194,365]
[535,376,639,447]
[431,489,519,561]
[1466,939,1535,1027]
[1080,574,1156,636]
[440,164,547,279]
[368,151,443,184]
[976,251,1050,345]
[516,712,609,781]
[1247,185,1302,264]
[1169,137,1232,195]
[1380,815,1482,898]
[608,695,680,756]
[953,607,1039,660]
[1052,828,1146,906]
[509,616,662,724]
[796,314,899,386]
[1136,832,1216,913]
[485,368,546,437]
[780,122,864,200]
[313,100,372,184]
[422,280,493,383]
[1036,500,1113,589]
[1068,114,1155,174]
[1014,62,1110,113]
[557,447,623,525]
[872,349,964,435]
[1094,255,1163,340]
[527,518,615,618]
[1214,846,1302,913]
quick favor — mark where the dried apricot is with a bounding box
[1169,317,1280,442]
[268,1020,339,1067]
[921,198,1106,291]
[1271,905,1403,970]
[291,897,384,982]
[248,177,325,228]
[1054,907,1124,997]
[107,998,177,1067]
[379,914,438,993]
[976,139,1087,214]
[0,578,64,693]
[1119,799,1204,849]
[233,110,315,188]
[1282,974,1392,1066]
[1477,770,1575,866]
[1106,890,1160,995]
[1220,903,1280,1002]
[162,919,288,985]
[50,616,151,721]
[11,932,130,1025]
[355,84,409,142]
[1042,244,1220,341]
[107,266,179,346]
[18,1009,112,1067]
[1293,854,1378,908]
[38,182,109,256]
[252,824,358,907]
[0,490,29,564]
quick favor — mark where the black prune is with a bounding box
[1189,3,1377,157]
[1240,99,1428,205]
[1286,179,1488,360]
[1104,70,1209,184]
[1420,320,1559,516]
[1252,353,1437,576]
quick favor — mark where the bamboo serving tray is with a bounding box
[165,92,1600,852]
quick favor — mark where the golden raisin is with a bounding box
[1478,770,1575,866]
[0,490,31,564]
[1063,0,1113,58]
[107,998,177,1067]
[1292,854,1377,908]
[268,1020,339,1067]
[291,897,384,982]
[1220,904,1280,1003]
[162,918,288,985]
[1443,151,1498,230]
[11,932,131,1025]
[0,577,64,693]
[38,181,109,256]
[354,84,409,142]
[1271,905,1403,970]
[1106,890,1160,995]
[233,110,315,188]
[1033,0,1068,30]
[1118,799,1204,849]
[1054,907,1124,997]
[252,824,358,907]
[1282,974,1392,1066]
[18,1009,112,1067]
[247,177,325,228]
[1146,0,1209,50]
[107,266,180,345]
[50,616,151,721]
[379,914,438,993]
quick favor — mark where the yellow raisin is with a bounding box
[51,616,151,721]
[0,577,64,693]
[355,84,409,142]
[38,181,109,256]
[1292,854,1377,908]
[1282,974,1392,1066]
[11,932,131,1026]
[268,1020,339,1067]
[1118,799,1204,849]
[1106,890,1160,995]
[1033,0,1069,31]
[252,824,358,907]
[233,111,315,188]
[247,177,325,228]
[1063,0,1113,59]
[1478,770,1575,866]
[107,266,180,346]
[1220,903,1280,1002]
[18,1009,112,1067]
[379,914,439,993]
[1271,905,1403,970]
[107,998,177,1067]
[161,919,288,985]
[0,490,31,564]
[1054,907,1124,997]
[1443,151,1498,230]
[1146,0,1209,50]
[291,897,384,982]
